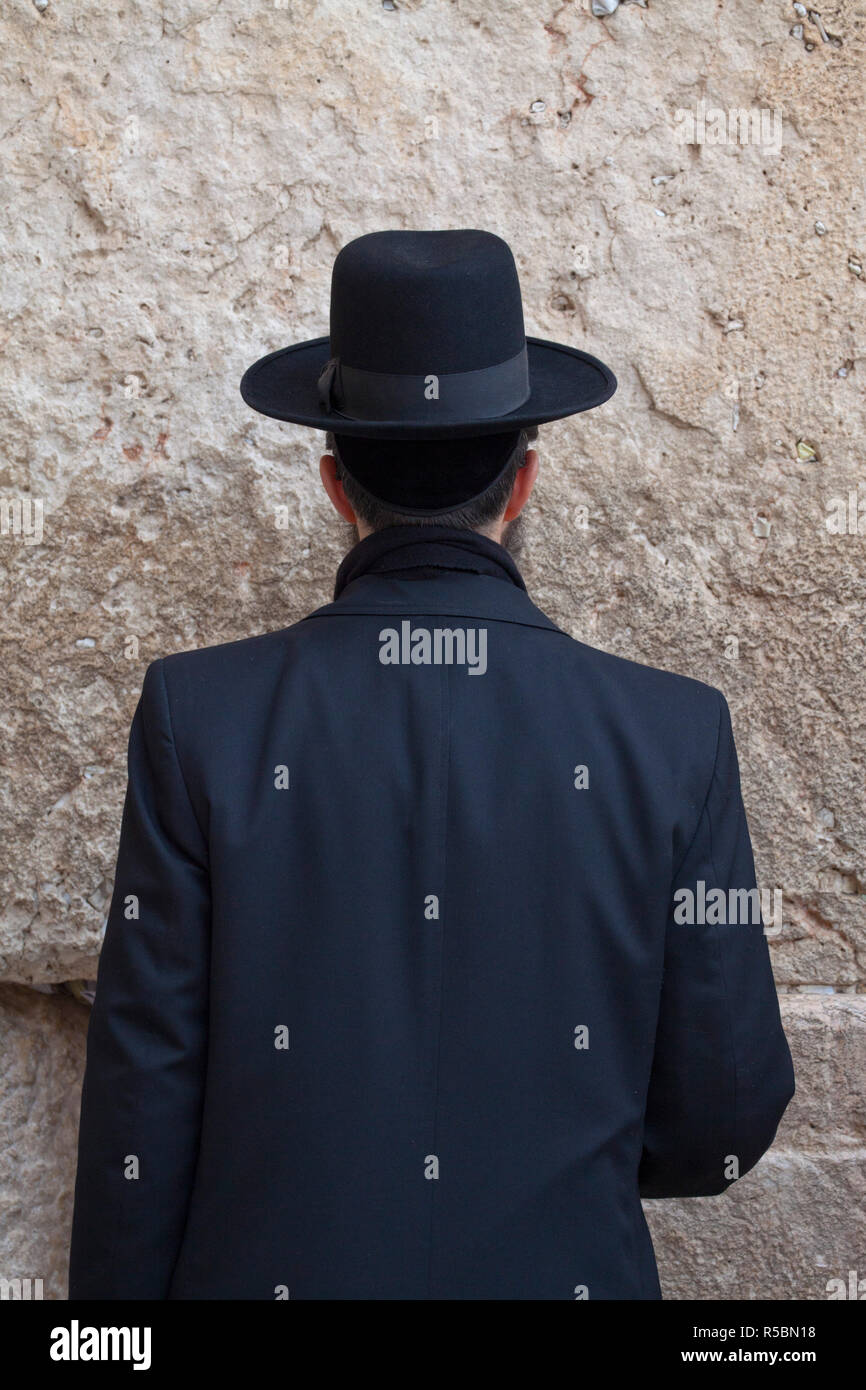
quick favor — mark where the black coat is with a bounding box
[69,525,794,1300]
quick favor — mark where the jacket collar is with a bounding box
[332,524,527,600]
[303,525,566,636]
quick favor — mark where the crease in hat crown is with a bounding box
[327,229,526,376]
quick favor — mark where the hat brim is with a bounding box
[239,336,616,440]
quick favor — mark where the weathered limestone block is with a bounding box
[645,995,866,1298]
[1,0,862,982]
[773,995,866,1151]
[0,985,862,1301]
[646,1153,866,1301]
[0,985,89,1301]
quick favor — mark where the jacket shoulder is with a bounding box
[558,632,730,790]
[137,625,310,736]
[154,622,301,685]
[567,630,726,715]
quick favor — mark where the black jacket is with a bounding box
[69,525,794,1300]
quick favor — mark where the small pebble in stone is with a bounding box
[793,0,807,12]
[592,0,620,15]
[651,174,672,185]
[753,517,772,538]
[814,221,826,235]
[848,257,863,277]
[529,100,546,113]
[76,637,96,649]
[33,0,48,10]
[65,980,98,1007]
[804,40,815,49]
[723,319,744,333]
[790,23,804,37]
[603,155,614,166]
[796,439,818,461]
[382,0,396,9]
[836,366,848,377]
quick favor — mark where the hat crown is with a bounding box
[329,229,526,376]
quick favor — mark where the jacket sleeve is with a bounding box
[68,658,210,1297]
[638,692,795,1199]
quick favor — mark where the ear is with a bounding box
[319,453,358,525]
[502,448,538,521]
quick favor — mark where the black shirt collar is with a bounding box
[333,524,527,600]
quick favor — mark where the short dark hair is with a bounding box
[326,426,538,533]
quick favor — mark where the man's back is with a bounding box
[69,532,794,1300]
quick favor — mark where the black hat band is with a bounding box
[318,346,530,423]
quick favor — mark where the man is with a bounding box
[69,229,794,1300]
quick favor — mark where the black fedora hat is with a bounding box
[240,229,617,441]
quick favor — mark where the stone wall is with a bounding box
[0,0,862,1298]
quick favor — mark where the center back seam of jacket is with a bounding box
[425,659,452,1298]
